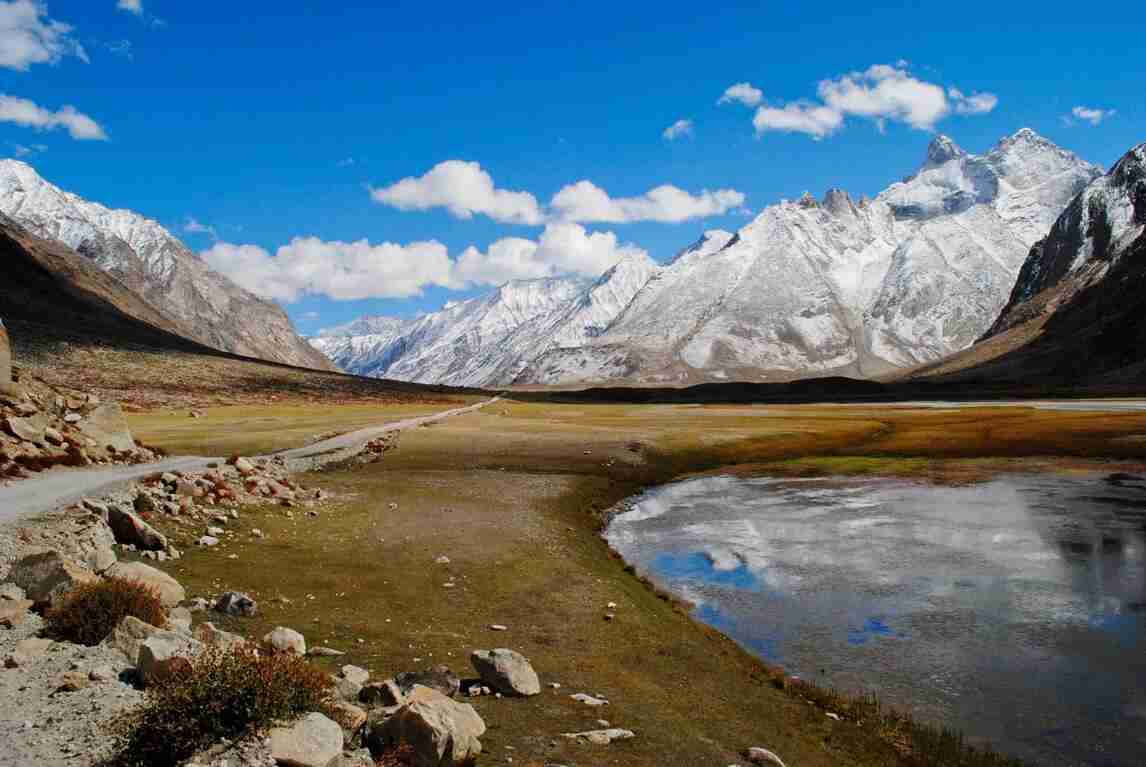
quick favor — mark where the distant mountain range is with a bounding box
[315,129,1101,387]
[0,160,333,371]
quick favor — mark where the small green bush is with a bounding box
[45,577,167,646]
[110,645,334,767]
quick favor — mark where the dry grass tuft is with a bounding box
[45,577,167,646]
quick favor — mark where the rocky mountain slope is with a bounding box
[0,161,334,371]
[912,141,1146,383]
[320,129,1100,388]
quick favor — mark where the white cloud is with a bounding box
[949,88,998,115]
[370,160,544,225]
[0,0,86,70]
[183,217,217,240]
[7,140,44,156]
[116,0,142,15]
[201,238,458,302]
[748,63,997,139]
[550,180,744,223]
[0,94,106,140]
[1069,105,1116,126]
[202,225,647,302]
[373,161,744,225]
[718,82,763,107]
[662,118,693,140]
[752,102,844,139]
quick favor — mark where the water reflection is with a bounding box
[605,473,1146,766]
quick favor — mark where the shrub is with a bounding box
[110,645,334,767]
[45,577,167,646]
[374,745,417,766]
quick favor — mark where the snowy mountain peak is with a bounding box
[822,188,856,216]
[925,134,966,166]
[670,229,734,265]
[796,191,819,208]
[318,315,406,338]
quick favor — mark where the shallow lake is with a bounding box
[605,473,1146,766]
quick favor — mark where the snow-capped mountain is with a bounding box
[310,252,658,386]
[315,129,1101,387]
[0,160,333,370]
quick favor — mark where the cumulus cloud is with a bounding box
[370,160,544,225]
[549,180,744,224]
[373,161,744,225]
[201,225,647,302]
[201,238,458,302]
[718,82,763,107]
[0,0,86,70]
[748,64,997,139]
[115,0,142,14]
[0,94,106,140]
[752,102,844,139]
[1067,105,1116,126]
[662,118,693,140]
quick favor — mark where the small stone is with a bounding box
[193,622,248,651]
[488,624,508,632]
[570,693,609,707]
[196,535,219,547]
[307,646,345,657]
[88,666,116,683]
[746,746,788,767]
[470,649,541,697]
[263,626,306,655]
[55,671,90,693]
[341,665,370,686]
[214,591,258,617]
[561,728,635,745]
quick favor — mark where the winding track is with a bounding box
[0,397,497,524]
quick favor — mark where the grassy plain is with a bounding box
[128,400,1146,767]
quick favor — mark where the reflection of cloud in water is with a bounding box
[605,472,1146,766]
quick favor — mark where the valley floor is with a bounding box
[121,399,1146,767]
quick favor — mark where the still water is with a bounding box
[605,473,1146,766]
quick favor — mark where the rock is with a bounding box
[394,665,461,699]
[335,676,363,703]
[328,749,374,767]
[366,685,485,766]
[214,591,258,617]
[561,728,635,745]
[307,645,344,657]
[56,671,90,693]
[3,551,98,606]
[341,665,371,686]
[193,622,247,651]
[263,626,306,655]
[168,606,193,633]
[330,701,368,734]
[434,555,450,565]
[3,413,49,444]
[230,456,257,476]
[359,679,405,708]
[206,526,225,537]
[196,536,219,547]
[75,402,136,452]
[746,746,788,767]
[469,649,540,697]
[268,712,344,767]
[105,615,165,662]
[0,583,26,601]
[133,493,159,515]
[0,598,34,628]
[488,624,508,631]
[570,693,609,707]
[4,637,54,668]
[106,561,185,607]
[107,505,168,551]
[88,665,116,682]
[0,319,10,390]
[138,631,204,686]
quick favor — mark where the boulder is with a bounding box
[137,631,204,686]
[746,746,788,767]
[394,665,461,698]
[359,679,405,708]
[106,561,185,607]
[193,622,247,651]
[3,412,49,444]
[214,591,258,617]
[168,606,193,633]
[341,665,371,686]
[263,626,306,655]
[0,598,34,628]
[268,712,344,767]
[5,637,54,668]
[75,402,136,453]
[469,649,540,697]
[105,615,165,662]
[366,685,485,767]
[107,505,168,551]
[3,551,98,606]
[330,700,368,735]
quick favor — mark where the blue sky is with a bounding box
[1,1,1141,335]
